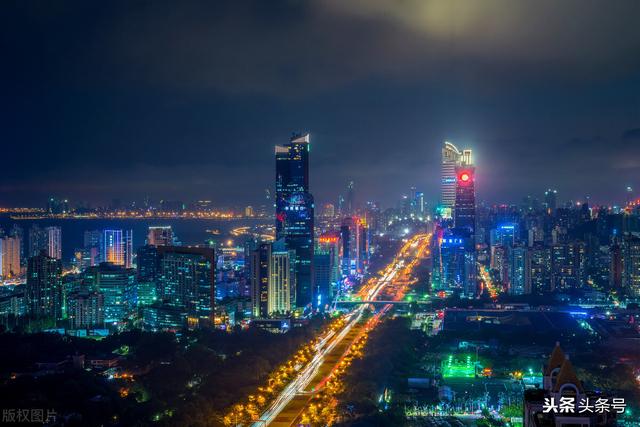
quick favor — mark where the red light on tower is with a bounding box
[459,172,471,182]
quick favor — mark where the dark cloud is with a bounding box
[0,0,639,207]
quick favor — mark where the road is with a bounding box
[252,233,432,427]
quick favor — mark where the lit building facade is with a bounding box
[147,226,173,246]
[454,166,476,235]
[441,141,462,214]
[157,246,215,328]
[86,262,136,327]
[67,289,104,329]
[46,226,62,260]
[269,244,295,315]
[275,133,314,309]
[103,229,133,268]
[250,242,271,318]
[26,252,63,320]
[0,236,21,278]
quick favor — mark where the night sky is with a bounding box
[2,0,640,208]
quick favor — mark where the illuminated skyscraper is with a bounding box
[46,226,62,260]
[85,262,136,327]
[26,251,63,320]
[251,240,296,317]
[275,133,314,309]
[509,246,529,295]
[103,229,133,268]
[454,166,476,235]
[147,226,173,246]
[157,246,215,328]
[269,240,295,315]
[441,142,462,213]
[442,142,473,220]
[251,242,271,318]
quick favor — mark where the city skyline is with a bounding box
[2,1,640,207]
[0,3,639,426]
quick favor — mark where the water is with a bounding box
[0,216,270,262]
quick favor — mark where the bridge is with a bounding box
[334,299,432,305]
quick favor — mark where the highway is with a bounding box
[251,233,432,427]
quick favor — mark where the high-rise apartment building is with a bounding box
[46,226,62,260]
[28,225,62,260]
[0,236,21,278]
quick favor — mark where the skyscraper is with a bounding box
[157,246,215,328]
[275,133,314,309]
[85,262,136,327]
[269,242,295,315]
[46,226,62,260]
[250,242,271,318]
[509,246,529,295]
[441,141,462,214]
[26,251,63,320]
[103,229,133,268]
[454,166,476,235]
[346,180,355,215]
[28,225,62,260]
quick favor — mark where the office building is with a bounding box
[454,166,476,235]
[85,262,136,327]
[26,252,63,320]
[339,216,369,277]
[275,133,315,309]
[441,141,462,213]
[269,241,295,315]
[251,241,296,317]
[157,246,215,328]
[250,243,271,318]
[435,231,476,296]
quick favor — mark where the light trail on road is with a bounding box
[251,233,432,427]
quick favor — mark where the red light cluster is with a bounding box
[458,172,472,182]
